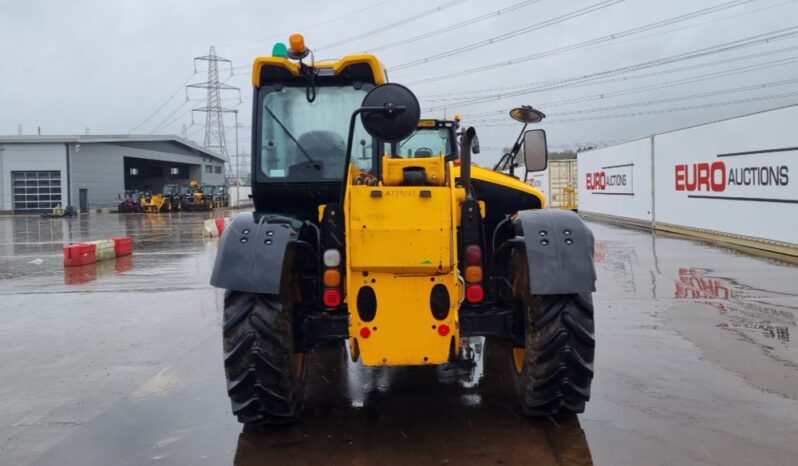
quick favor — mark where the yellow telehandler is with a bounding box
[210,34,596,425]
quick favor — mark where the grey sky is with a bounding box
[2,0,797,165]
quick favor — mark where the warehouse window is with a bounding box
[214,166,222,174]
[205,165,212,174]
[12,171,62,212]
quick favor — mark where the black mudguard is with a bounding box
[513,209,596,295]
[210,212,299,294]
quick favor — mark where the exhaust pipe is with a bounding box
[459,127,476,198]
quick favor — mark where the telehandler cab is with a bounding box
[162,184,183,212]
[396,117,461,159]
[182,180,211,211]
[211,34,596,425]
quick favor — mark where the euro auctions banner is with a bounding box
[673,151,792,202]
[655,105,798,245]
[585,162,634,195]
[578,137,652,222]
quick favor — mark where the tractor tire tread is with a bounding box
[223,291,302,426]
[520,293,595,417]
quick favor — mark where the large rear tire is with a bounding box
[506,250,595,417]
[223,291,306,425]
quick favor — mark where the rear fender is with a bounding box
[210,213,299,294]
[513,210,596,295]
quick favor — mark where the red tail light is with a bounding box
[323,288,341,308]
[466,285,484,303]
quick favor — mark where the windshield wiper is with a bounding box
[263,106,321,170]
[398,131,418,151]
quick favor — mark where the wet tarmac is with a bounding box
[1,212,797,465]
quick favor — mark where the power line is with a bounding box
[365,0,544,53]
[316,0,463,52]
[217,0,392,48]
[389,0,626,71]
[429,43,798,104]
[400,0,762,84]
[464,54,798,121]
[468,76,798,124]
[421,26,798,111]
[128,72,196,133]
[149,98,195,134]
[477,90,798,126]
[149,76,242,136]
[151,98,211,134]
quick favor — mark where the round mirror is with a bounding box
[509,105,546,124]
[360,83,420,143]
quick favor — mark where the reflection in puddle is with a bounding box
[594,239,643,294]
[594,228,797,348]
[233,343,593,466]
[675,267,795,343]
[63,255,134,285]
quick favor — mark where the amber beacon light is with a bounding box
[288,33,308,59]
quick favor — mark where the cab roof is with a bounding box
[252,54,387,87]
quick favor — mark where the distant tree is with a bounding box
[549,150,577,160]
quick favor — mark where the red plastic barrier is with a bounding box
[64,243,97,267]
[215,217,225,237]
[112,236,133,257]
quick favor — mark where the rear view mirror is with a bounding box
[523,129,548,172]
[471,135,480,154]
[360,83,421,143]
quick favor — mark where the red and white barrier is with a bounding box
[203,216,230,238]
[63,235,133,267]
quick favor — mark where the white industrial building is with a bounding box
[0,135,226,214]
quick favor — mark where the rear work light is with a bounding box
[323,249,341,267]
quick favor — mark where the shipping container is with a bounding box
[547,159,578,211]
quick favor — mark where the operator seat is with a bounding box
[289,130,346,179]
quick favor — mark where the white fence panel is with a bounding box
[526,169,549,206]
[578,138,652,222]
[229,186,253,207]
[654,105,798,245]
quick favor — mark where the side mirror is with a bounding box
[360,83,420,143]
[523,129,548,172]
[471,135,480,154]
